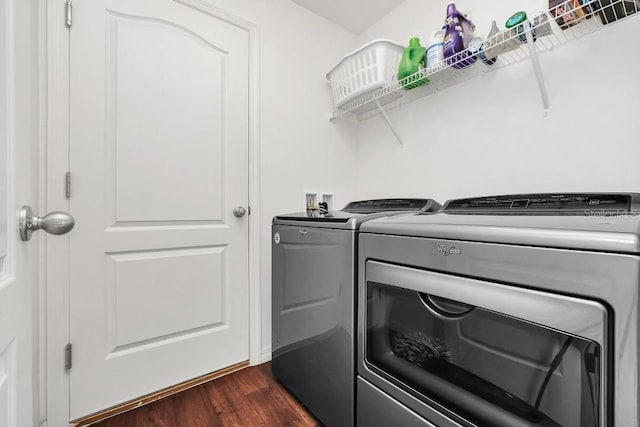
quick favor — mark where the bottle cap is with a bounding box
[409,37,421,47]
[505,11,528,28]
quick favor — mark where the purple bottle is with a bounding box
[443,2,476,69]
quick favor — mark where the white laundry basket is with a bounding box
[326,39,404,108]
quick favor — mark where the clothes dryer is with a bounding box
[357,193,640,427]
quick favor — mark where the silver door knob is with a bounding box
[18,205,75,242]
[233,206,247,218]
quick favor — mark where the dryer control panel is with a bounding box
[443,193,640,215]
[343,198,440,213]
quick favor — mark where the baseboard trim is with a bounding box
[261,345,272,363]
[71,360,250,427]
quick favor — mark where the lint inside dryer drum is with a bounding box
[364,282,602,427]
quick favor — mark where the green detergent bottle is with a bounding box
[397,37,429,90]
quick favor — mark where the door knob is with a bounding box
[233,206,247,218]
[18,205,75,242]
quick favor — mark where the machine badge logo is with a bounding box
[274,232,280,244]
[437,244,461,256]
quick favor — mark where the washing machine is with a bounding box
[272,198,441,427]
[357,193,640,427]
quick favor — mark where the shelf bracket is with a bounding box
[525,21,550,114]
[374,99,404,147]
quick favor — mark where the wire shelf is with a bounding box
[329,0,639,121]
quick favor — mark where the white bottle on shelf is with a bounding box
[426,26,445,68]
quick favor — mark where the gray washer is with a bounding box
[272,198,441,427]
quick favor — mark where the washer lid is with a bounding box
[273,198,440,230]
[273,211,393,230]
[361,193,640,253]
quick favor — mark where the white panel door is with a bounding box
[0,0,38,426]
[69,0,250,419]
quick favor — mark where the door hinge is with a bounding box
[64,343,72,370]
[65,0,72,28]
[65,172,71,198]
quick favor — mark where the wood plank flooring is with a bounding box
[92,363,321,427]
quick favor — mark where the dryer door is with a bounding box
[360,261,608,427]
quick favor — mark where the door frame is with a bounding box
[42,1,262,425]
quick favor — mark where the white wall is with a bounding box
[201,0,358,359]
[355,0,640,204]
[201,0,640,361]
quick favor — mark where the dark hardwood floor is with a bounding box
[92,363,321,427]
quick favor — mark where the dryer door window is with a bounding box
[362,261,608,427]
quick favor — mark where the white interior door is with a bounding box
[0,0,38,426]
[68,0,250,419]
